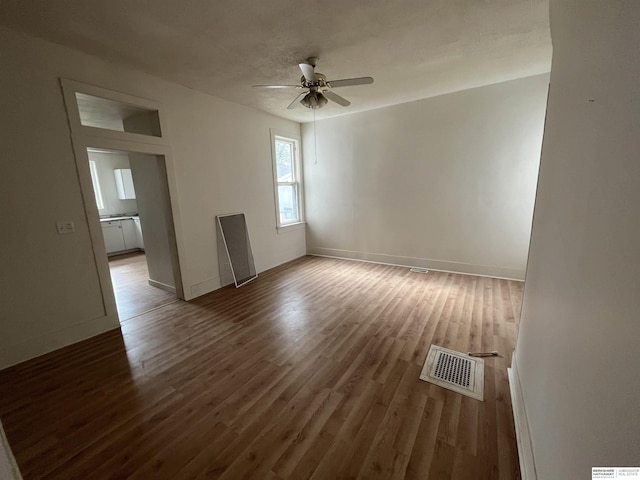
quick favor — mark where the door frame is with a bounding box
[72,137,186,316]
[60,79,186,325]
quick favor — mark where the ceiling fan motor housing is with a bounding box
[301,72,327,88]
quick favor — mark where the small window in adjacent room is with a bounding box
[88,160,105,210]
[271,132,303,230]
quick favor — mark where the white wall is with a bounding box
[87,151,138,216]
[513,2,640,478]
[302,74,549,280]
[0,27,304,368]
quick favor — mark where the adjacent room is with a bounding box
[87,148,179,320]
[1,1,639,479]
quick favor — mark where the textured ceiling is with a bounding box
[0,0,551,123]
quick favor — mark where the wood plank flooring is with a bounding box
[0,256,523,479]
[109,252,177,320]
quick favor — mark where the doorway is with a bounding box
[86,147,181,321]
[61,79,185,326]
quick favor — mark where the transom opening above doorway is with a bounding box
[75,92,162,137]
[60,78,169,146]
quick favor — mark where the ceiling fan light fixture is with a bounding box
[301,91,328,109]
[300,92,313,109]
[317,92,328,108]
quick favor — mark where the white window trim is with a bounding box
[270,129,305,233]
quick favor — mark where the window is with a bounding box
[271,132,303,229]
[88,160,105,210]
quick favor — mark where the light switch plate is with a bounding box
[56,221,75,234]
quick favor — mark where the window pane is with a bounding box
[278,185,299,224]
[275,140,293,182]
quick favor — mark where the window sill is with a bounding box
[276,222,306,234]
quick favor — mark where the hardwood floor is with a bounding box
[109,251,177,320]
[0,256,523,479]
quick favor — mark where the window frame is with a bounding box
[270,130,304,232]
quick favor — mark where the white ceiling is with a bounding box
[0,0,551,123]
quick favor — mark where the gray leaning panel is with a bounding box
[216,213,257,288]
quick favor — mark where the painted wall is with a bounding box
[87,151,138,216]
[0,27,304,368]
[514,1,640,478]
[302,74,549,280]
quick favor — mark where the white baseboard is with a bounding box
[148,279,177,294]
[508,360,538,480]
[307,247,525,281]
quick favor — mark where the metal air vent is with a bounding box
[420,345,484,400]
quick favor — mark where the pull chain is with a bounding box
[313,109,318,165]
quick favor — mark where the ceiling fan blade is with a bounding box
[327,77,374,88]
[323,90,351,107]
[299,63,317,82]
[252,84,302,89]
[287,92,307,110]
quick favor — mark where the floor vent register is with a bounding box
[419,345,484,401]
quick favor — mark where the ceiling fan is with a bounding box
[252,57,374,110]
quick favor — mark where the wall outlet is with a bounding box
[56,221,75,234]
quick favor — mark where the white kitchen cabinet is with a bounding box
[101,217,144,254]
[121,218,138,249]
[101,221,125,253]
[114,169,136,199]
[133,217,144,250]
